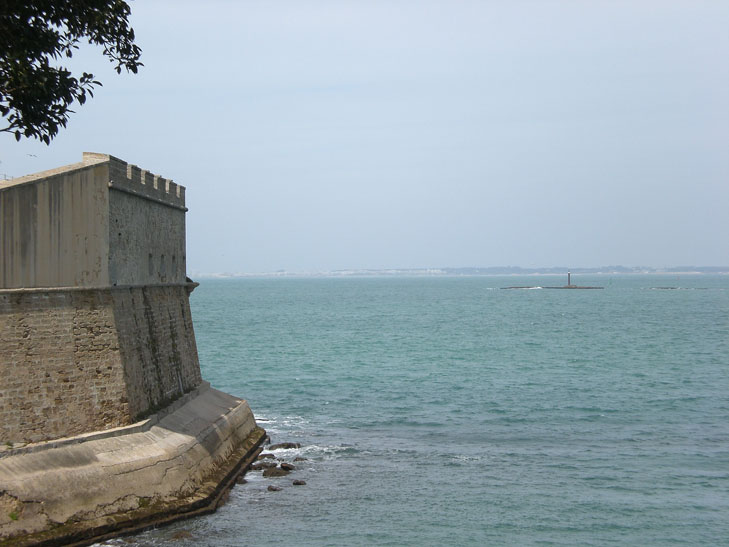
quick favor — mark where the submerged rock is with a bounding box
[250,461,277,471]
[267,485,282,492]
[257,453,276,460]
[292,480,307,486]
[269,442,301,450]
[263,467,290,478]
[280,463,296,471]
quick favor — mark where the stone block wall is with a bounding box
[0,290,128,443]
[0,153,203,444]
[113,285,202,420]
[108,186,186,287]
[0,286,202,443]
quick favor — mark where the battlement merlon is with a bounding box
[83,152,186,210]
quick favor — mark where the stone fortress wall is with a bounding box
[103,152,187,287]
[0,153,263,546]
[0,156,110,289]
[0,153,202,443]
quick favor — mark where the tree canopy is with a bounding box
[0,0,142,144]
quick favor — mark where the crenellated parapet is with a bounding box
[2,152,188,289]
[83,152,186,210]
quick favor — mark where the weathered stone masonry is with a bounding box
[0,289,127,442]
[0,153,202,443]
[0,153,263,546]
[0,286,202,442]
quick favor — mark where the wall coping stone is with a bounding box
[0,157,106,191]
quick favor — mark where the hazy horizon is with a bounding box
[189,264,729,277]
[3,1,728,273]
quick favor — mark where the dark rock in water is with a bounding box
[263,466,290,478]
[170,530,193,540]
[264,435,271,445]
[293,457,307,462]
[267,485,282,492]
[235,476,248,485]
[250,461,278,471]
[280,462,296,471]
[292,480,307,486]
[269,442,301,450]
[257,453,276,460]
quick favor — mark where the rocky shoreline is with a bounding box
[241,439,309,491]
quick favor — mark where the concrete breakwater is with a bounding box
[0,154,264,545]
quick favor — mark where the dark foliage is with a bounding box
[0,0,142,144]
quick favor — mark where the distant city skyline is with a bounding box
[3,1,728,273]
[190,265,729,278]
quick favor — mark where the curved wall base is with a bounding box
[0,386,265,547]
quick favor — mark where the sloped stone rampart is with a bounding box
[112,285,202,420]
[0,285,202,444]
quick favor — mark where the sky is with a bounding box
[2,0,728,273]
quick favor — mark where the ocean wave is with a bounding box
[259,443,361,461]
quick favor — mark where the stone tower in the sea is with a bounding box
[0,153,264,545]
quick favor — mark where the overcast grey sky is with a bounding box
[2,0,728,273]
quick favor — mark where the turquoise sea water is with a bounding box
[115,275,728,546]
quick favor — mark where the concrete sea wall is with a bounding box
[0,385,265,546]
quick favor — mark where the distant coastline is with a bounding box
[190,266,729,279]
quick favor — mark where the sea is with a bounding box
[102,274,729,546]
